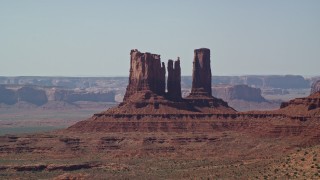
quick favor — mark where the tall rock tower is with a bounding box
[167,58,182,101]
[189,48,212,97]
[123,49,166,101]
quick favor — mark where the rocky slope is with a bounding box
[278,92,320,116]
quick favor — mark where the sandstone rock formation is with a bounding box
[212,84,266,102]
[311,80,320,94]
[117,48,233,113]
[65,48,320,134]
[278,92,320,116]
[212,84,280,111]
[68,48,237,132]
[123,49,165,101]
[167,58,182,101]
[189,48,212,97]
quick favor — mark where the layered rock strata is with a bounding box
[279,92,320,116]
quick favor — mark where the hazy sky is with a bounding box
[0,0,319,77]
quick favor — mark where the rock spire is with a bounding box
[123,49,166,101]
[189,48,212,97]
[167,58,182,101]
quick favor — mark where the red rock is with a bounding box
[189,48,212,97]
[167,58,182,101]
[212,84,266,102]
[123,49,165,101]
[278,92,320,116]
[68,48,237,133]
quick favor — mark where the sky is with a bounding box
[0,0,319,77]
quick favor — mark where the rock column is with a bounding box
[167,58,182,100]
[190,48,212,97]
[124,49,166,101]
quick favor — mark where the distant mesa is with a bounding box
[212,84,280,111]
[213,84,266,103]
[0,85,115,107]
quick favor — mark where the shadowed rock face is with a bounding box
[190,48,212,97]
[17,87,48,106]
[124,49,166,101]
[167,58,182,101]
[0,85,16,105]
[311,80,320,95]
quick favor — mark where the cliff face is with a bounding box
[189,48,212,97]
[212,85,266,102]
[0,86,115,106]
[51,89,115,103]
[311,80,320,94]
[17,87,48,106]
[0,86,48,105]
[124,50,166,101]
